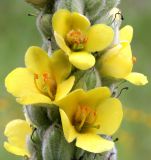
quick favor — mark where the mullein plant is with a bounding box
[4,0,148,160]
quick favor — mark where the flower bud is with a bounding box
[42,126,75,160]
[39,14,53,39]
[24,105,51,127]
[25,0,47,8]
[98,42,133,79]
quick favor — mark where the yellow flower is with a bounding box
[99,25,148,85]
[4,119,32,157]
[52,9,114,70]
[5,46,75,105]
[56,87,123,153]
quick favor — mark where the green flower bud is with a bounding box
[39,13,53,39]
[25,0,47,8]
[24,105,51,127]
[42,125,75,160]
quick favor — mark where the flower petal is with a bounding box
[82,87,111,107]
[124,72,148,85]
[85,24,114,52]
[99,42,133,79]
[60,109,78,142]
[4,119,32,156]
[52,9,71,37]
[56,89,85,121]
[69,51,95,70]
[71,12,90,31]
[76,133,114,153]
[4,142,29,157]
[54,32,71,55]
[17,93,52,105]
[55,76,75,101]
[25,46,51,74]
[50,50,71,83]
[5,68,38,97]
[95,98,123,135]
[5,68,51,105]
[120,25,133,43]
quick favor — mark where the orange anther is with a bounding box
[34,73,39,79]
[43,73,49,82]
[43,73,48,78]
[66,29,88,50]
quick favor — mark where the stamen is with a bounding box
[33,73,56,100]
[42,73,56,100]
[43,73,49,82]
[34,73,38,79]
[74,105,82,123]
[74,105,98,132]
[83,124,100,130]
[34,73,43,94]
[77,114,87,131]
[66,29,88,51]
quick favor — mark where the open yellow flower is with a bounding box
[99,25,148,85]
[5,46,75,105]
[52,9,114,70]
[56,87,123,153]
[4,119,32,157]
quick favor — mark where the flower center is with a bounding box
[66,29,88,51]
[73,105,100,132]
[34,72,57,100]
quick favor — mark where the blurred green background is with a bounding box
[0,0,150,160]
